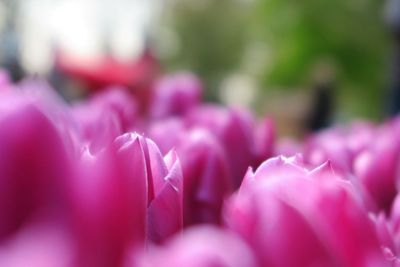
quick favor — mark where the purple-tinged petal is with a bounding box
[69,135,147,267]
[150,72,202,118]
[225,156,388,267]
[0,93,71,240]
[147,118,186,154]
[0,222,73,267]
[354,131,400,212]
[179,129,233,226]
[253,116,275,165]
[90,86,138,131]
[185,105,254,188]
[134,226,258,267]
[147,148,183,243]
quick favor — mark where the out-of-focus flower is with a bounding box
[18,79,81,156]
[224,156,388,267]
[72,102,122,154]
[147,118,186,155]
[274,138,303,157]
[122,133,183,244]
[178,129,232,226]
[0,70,11,89]
[370,213,397,260]
[150,72,202,119]
[148,118,233,226]
[0,222,73,267]
[388,195,400,254]
[304,122,375,175]
[68,132,183,266]
[379,195,400,266]
[90,87,139,132]
[253,117,275,166]
[0,91,71,241]
[71,87,139,153]
[185,105,274,188]
[68,137,148,267]
[304,128,353,173]
[71,87,141,153]
[0,81,183,266]
[354,129,400,213]
[133,226,259,267]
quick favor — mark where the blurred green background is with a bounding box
[0,0,392,129]
[159,0,389,120]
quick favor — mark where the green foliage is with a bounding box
[163,0,389,118]
[164,0,251,100]
[253,0,389,118]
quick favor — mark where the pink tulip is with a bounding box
[354,129,400,213]
[388,194,400,255]
[71,86,138,154]
[253,116,275,166]
[185,105,272,188]
[90,87,139,131]
[304,122,375,175]
[147,118,186,154]
[115,133,183,243]
[224,156,388,267]
[150,72,202,118]
[304,128,353,173]
[0,91,71,241]
[68,132,183,266]
[72,101,123,154]
[68,137,148,267]
[178,129,233,226]
[148,118,234,226]
[18,79,81,156]
[133,226,259,267]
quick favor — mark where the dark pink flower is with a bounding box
[150,72,202,118]
[0,91,71,241]
[354,129,400,213]
[68,137,148,267]
[185,105,274,188]
[115,133,183,243]
[178,129,233,226]
[68,132,183,266]
[90,87,139,131]
[224,156,388,267]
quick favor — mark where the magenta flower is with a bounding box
[68,137,148,267]
[304,122,375,175]
[148,118,233,226]
[89,87,139,132]
[150,72,203,118]
[386,195,400,257]
[70,87,139,154]
[133,226,258,267]
[224,156,388,267]
[304,128,353,173]
[185,105,274,188]
[178,129,233,226]
[354,129,400,212]
[115,133,183,243]
[147,118,186,154]
[0,91,71,241]
[68,133,183,266]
